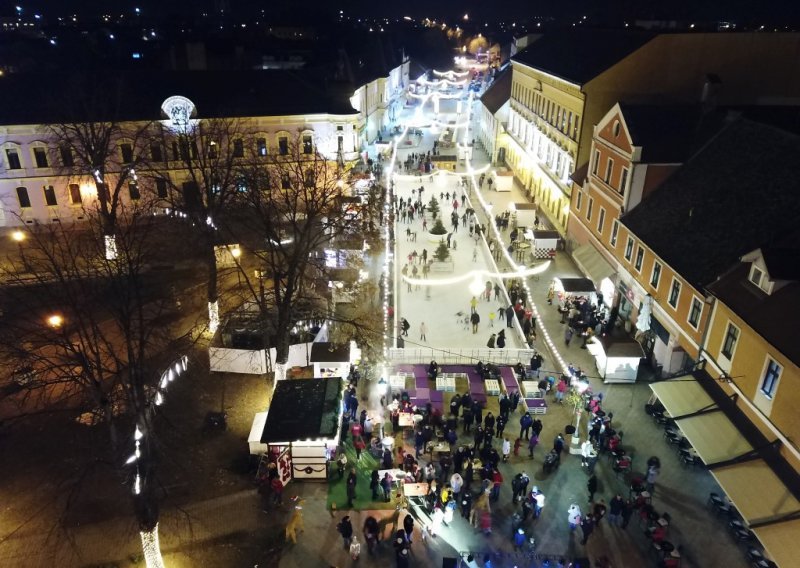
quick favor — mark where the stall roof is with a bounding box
[555,277,596,293]
[712,461,800,525]
[604,340,645,359]
[651,378,716,418]
[513,202,538,211]
[310,342,351,363]
[753,518,800,568]
[533,230,560,240]
[261,378,342,443]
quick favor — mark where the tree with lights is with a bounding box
[146,117,251,334]
[44,74,154,261]
[0,199,194,568]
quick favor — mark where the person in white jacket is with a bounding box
[568,503,582,531]
[502,438,511,462]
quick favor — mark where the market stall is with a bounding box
[259,377,344,480]
[552,277,597,305]
[530,230,559,259]
[586,337,645,383]
[310,341,360,379]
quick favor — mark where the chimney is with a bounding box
[701,73,722,112]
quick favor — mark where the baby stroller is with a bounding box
[543,450,561,474]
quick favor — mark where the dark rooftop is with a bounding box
[511,30,655,85]
[621,118,800,289]
[619,103,729,163]
[480,67,512,115]
[0,70,357,125]
[310,342,351,363]
[261,377,342,443]
[708,262,800,367]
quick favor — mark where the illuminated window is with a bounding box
[69,184,82,205]
[257,138,267,157]
[303,135,313,154]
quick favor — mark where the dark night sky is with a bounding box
[7,0,800,25]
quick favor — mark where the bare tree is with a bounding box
[44,75,154,260]
[0,199,192,567]
[229,136,360,380]
[145,117,251,333]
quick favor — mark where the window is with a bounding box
[634,246,644,272]
[749,265,767,291]
[256,138,267,157]
[150,143,164,162]
[586,198,593,222]
[155,178,168,199]
[610,220,619,247]
[624,237,634,261]
[278,137,289,156]
[304,169,315,186]
[33,147,49,168]
[69,184,82,205]
[171,141,180,161]
[43,185,58,206]
[208,141,218,159]
[128,182,140,201]
[120,143,134,164]
[16,186,31,208]
[6,148,21,169]
[613,120,621,137]
[688,297,703,329]
[597,208,606,234]
[232,139,244,158]
[302,135,313,154]
[576,191,582,211]
[761,358,782,398]
[604,158,613,184]
[281,173,291,189]
[592,149,600,175]
[668,278,681,309]
[721,323,739,359]
[620,167,629,193]
[650,262,661,289]
[60,146,74,167]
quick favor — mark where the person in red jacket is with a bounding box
[490,468,504,502]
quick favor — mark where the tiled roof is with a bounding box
[708,262,800,367]
[511,30,655,85]
[0,70,357,125]
[620,104,729,163]
[621,118,800,289]
[480,68,512,115]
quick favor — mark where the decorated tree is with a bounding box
[434,240,450,262]
[428,196,440,220]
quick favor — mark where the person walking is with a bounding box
[528,433,539,458]
[506,305,515,328]
[580,515,595,545]
[487,333,496,348]
[470,296,479,314]
[608,494,625,527]
[568,503,582,531]
[497,329,506,348]
[533,487,545,518]
[403,513,415,544]
[381,472,393,503]
[494,283,501,301]
[587,473,598,503]
[370,470,380,500]
[470,311,481,334]
[363,516,379,554]
[420,321,428,342]
[565,327,574,346]
[337,515,354,549]
[519,412,533,440]
[502,437,511,462]
[646,464,660,493]
[346,468,358,507]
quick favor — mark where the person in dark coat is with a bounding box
[403,513,415,543]
[587,474,598,502]
[450,394,461,417]
[497,330,506,348]
[506,305,515,328]
[370,469,380,500]
[338,515,354,548]
[519,412,533,440]
[346,468,358,507]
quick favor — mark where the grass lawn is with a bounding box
[326,438,398,512]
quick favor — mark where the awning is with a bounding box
[572,244,616,285]
[753,518,800,568]
[651,378,716,417]
[712,460,800,525]
[675,411,754,464]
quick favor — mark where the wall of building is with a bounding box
[705,300,800,467]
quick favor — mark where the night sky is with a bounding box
[10,0,800,25]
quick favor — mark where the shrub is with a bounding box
[430,218,448,235]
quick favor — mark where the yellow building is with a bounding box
[500,31,800,235]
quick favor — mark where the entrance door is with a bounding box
[497,146,506,166]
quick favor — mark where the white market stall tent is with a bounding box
[586,337,645,383]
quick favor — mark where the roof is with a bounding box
[556,277,596,293]
[619,104,729,163]
[0,70,358,125]
[621,118,800,288]
[480,67,512,115]
[570,162,589,186]
[261,377,343,443]
[708,262,800,367]
[310,342,351,363]
[511,30,655,85]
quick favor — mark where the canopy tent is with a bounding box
[248,412,269,456]
[261,377,343,444]
[572,244,616,286]
[676,411,754,464]
[712,460,800,526]
[586,338,644,383]
[753,518,800,568]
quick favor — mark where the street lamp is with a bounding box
[568,380,590,455]
[11,230,25,243]
[47,314,64,328]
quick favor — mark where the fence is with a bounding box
[387,346,534,365]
